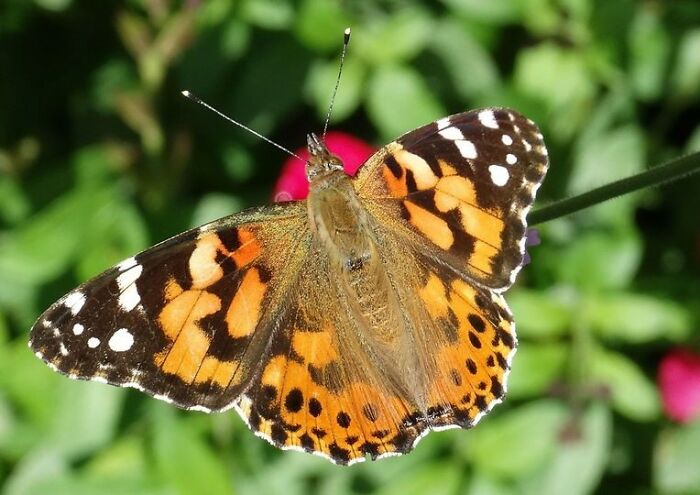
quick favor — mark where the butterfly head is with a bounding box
[306,133,344,182]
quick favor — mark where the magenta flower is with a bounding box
[273,131,375,201]
[658,347,700,423]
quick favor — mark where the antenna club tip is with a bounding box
[344,27,351,39]
[181,90,191,97]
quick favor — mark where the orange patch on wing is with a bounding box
[190,233,225,289]
[194,356,241,387]
[292,329,338,367]
[435,175,477,208]
[450,279,479,309]
[394,149,439,190]
[155,290,221,382]
[438,158,458,176]
[419,273,450,319]
[468,240,499,275]
[382,163,408,198]
[260,355,287,391]
[403,200,454,250]
[458,204,504,248]
[232,229,262,268]
[226,267,267,338]
[164,277,184,301]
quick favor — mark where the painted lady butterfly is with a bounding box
[29,108,548,465]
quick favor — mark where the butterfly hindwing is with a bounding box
[29,202,309,412]
[356,108,548,289]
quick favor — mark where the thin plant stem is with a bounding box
[529,150,700,225]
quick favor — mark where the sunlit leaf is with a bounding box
[366,65,445,141]
[590,347,660,422]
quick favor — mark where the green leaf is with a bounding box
[628,6,671,101]
[190,193,242,228]
[439,0,518,24]
[151,406,233,495]
[354,7,433,65]
[295,0,351,52]
[366,65,445,141]
[0,176,30,224]
[514,0,561,36]
[220,18,251,59]
[556,230,642,291]
[585,293,691,343]
[507,342,568,400]
[0,341,63,428]
[429,19,500,100]
[375,463,462,495]
[2,449,69,495]
[0,187,110,287]
[240,0,294,30]
[520,403,611,495]
[654,419,700,494]
[508,288,572,339]
[590,347,660,422]
[84,435,147,480]
[78,200,149,282]
[463,400,569,479]
[671,29,700,100]
[513,42,596,139]
[229,39,309,134]
[33,0,72,11]
[45,380,125,459]
[465,474,513,495]
[568,125,646,222]
[306,57,366,124]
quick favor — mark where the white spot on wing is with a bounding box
[523,140,532,152]
[64,292,86,315]
[502,134,513,145]
[488,165,510,186]
[108,328,134,352]
[117,264,143,311]
[72,323,84,335]
[436,117,451,130]
[438,127,463,141]
[59,343,68,356]
[87,337,100,348]
[117,256,138,272]
[456,140,477,159]
[506,153,517,165]
[478,110,498,129]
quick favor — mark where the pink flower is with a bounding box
[273,131,375,201]
[658,348,700,423]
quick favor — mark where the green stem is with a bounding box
[529,150,700,225]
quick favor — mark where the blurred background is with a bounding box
[1,0,700,494]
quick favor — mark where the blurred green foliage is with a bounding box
[1,0,700,494]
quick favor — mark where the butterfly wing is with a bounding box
[29,202,310,412]
[355,108,549,290]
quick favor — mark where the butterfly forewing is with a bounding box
[356,108,549,289]
[29,202,309,412]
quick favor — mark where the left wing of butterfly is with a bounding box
[29,202,311,412]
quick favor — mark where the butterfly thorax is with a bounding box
[306,133,375,273]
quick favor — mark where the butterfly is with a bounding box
[29,108,548,465]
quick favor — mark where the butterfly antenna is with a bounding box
[322,27,351,139]
[181,90,302,161]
